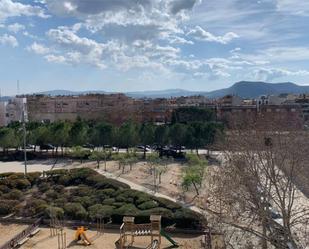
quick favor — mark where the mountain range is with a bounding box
[2,81,309,101]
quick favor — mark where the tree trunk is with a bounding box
[143,147,146,159]
[193,182,200,196]
[97,160,100,169]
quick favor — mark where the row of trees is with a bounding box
[0,107,223,156]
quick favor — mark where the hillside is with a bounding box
[4,81,309,100]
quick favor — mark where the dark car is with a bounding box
[40,144,55,150]
[83,143,95,149]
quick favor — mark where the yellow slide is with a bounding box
[75,226,92,246]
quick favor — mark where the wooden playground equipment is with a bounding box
[73,218,105,246]
[74,226,92,246]
[115,215,179,249]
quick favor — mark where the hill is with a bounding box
[204,81,309,99]
[3,81,309,100]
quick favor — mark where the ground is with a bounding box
[12,226,202,249]
[0,223,28,242]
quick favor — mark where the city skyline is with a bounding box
[0,0,309,95]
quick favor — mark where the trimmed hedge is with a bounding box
[0,169,203,229]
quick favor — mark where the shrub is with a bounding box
[45,190,59,200]
[27,172,41,185]
[102,198,115,205]
[53,185,65,193]
[0,200,19,215]
[0,185,10,193]
[45,206,64,219]
[88,204,114,220]
[14,178,31,190]
[72,196,94,208]
[138,201,159,210]
[2,189,23,200]
[64,203,88,220]
[38,182,51,193]
[115,204,139,216]
[155,197,182,211]
[174,208,203,228]
[24,199,48,216]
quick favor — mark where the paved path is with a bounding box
[96,169,206,215]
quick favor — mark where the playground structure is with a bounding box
[75,226,92,246]
[115,215,179,249]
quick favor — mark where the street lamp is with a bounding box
[21,99,27,177]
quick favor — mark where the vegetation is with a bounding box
[0,169,204,229]
[0,107,222,160]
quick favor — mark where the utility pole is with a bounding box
[22,98,27,177]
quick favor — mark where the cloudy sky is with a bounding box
[0,0,309,95]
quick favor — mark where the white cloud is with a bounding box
[0,33,18,47]
[252,67,309,81]
[276,0,309,15]
[187,26,239,44]
[0,0,48,22]
[44,54,66,64]
[7,23,25,33]
[27,42,50,54]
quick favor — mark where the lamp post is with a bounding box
[22,99,27,177]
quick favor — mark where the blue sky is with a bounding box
[0,0,309,95]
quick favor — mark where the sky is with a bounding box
[0,0,309,95]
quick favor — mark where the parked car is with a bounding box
[136,145,151,152]
[40,144,55,150]
[83,143,95,149]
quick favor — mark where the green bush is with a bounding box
[155,197,182,211]
[0,200,19,215]
[27,172,41,185]
[45,190,59,200]
[45,206,64,219]
[88,204,114,220]
[64,203,88,220]
[72,196,94,208]
[102,198,115,205]
[25,199,48,216]
[115,204,139,216]
[174,208,203,228]
[0,185,10,193]
[38,182,51,193]
[13,178,31,190]
[138,201,159,210]
[2,189,23,200]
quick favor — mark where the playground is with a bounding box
[0,223,203,249]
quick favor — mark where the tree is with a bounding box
[50,121,71,156]
[90,122,113,148]
[89,150,110,170]
[210,116,309,248]
[69,119,89,147]
[182,154,207,196]
[139,123,155,158]
[118,120,139,152]
[169,123,187,151]
[154,125,169,147]
[71,146,90,164]
[0,127,18,154]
